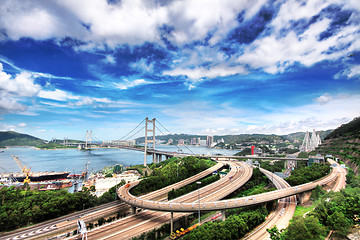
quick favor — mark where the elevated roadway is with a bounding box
[243,158,346,240]
[146,149,309,161]
[117,146,309,161]
[0,161,225,240]
[70,160,253,240]
[242,168,296,240]
[118,159,338,212]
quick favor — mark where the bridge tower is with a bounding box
[144,118,156,167]
[85,130,92,149]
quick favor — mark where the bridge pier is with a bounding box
[297,191,312,204]
[221,210,226,221]
[131,206,136,215]
[170,212,174,234]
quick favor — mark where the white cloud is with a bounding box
[347,65,360,78]
[104,55,116,65]
[162,94,360,135]
[337,64,360,80]
[114,79,154,90]
[0,64,41,97]
[237,1,360,74]
[314,93,333,104]
[0,123,16,131]
[130,58,154,73]
[0,92,26,114]
[70,97,112,106]
[167,0,266,45]
[249,94,360,134]
[163,64,247,80]
[38,88,112,108]
[0,63,41,114]
[38,89,79,101]
[18,123,26,127]
[0,0,267,48]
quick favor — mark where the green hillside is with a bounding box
[0,131,45,147]
[315,117,360,172]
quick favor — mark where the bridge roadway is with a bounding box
[145,149,309,161]
[70,160,253,240]
[118,159,338,212]
[243,158,346,240]
[0,162,225,240]
[242,168,297,240]
[116,146,309,161]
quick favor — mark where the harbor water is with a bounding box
[0,145,237,175]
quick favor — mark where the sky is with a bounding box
[0,0,359,141]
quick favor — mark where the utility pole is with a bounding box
[197,181,202,225]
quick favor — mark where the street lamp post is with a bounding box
[177,158,179,179]
[115,176,117,201]
[196,181,202,225]
[270,162,274,183]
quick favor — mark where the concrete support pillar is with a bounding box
[170,212,174,234]
[221,210,226,221]
[131,206,136,214]
[298,191,312,204]
[284,160,287,169]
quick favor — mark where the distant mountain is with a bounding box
[0,131,45,147]
[136,130,333,146]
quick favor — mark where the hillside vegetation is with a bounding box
[0,131,45,147]
[315,117,360,173]
[130,156,215,196]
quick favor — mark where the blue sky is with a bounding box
[0,0,359,141]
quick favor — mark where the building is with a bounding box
[206,135,214,147]
[199,140,207,146]
[93,172,139,197]
[191,138,199,145]
[105,139,136,146]
[308,155,325,166]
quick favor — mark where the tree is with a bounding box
[327,211,351,236]
[282,216,327,240]
[267,225,283,240]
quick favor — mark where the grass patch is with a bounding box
[293,204,316,218]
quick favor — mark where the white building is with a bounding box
[94,173,139,197]
[199,140,207,146]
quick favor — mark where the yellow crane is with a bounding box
[11,155,31,183]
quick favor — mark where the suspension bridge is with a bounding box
[73,117,312,167]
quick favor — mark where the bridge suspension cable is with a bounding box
[124,126,145,141]
[156,119,195,155]
[118,118,146,141]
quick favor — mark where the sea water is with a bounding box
[0,146,237,174]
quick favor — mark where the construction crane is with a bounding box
[11,155,31,184]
